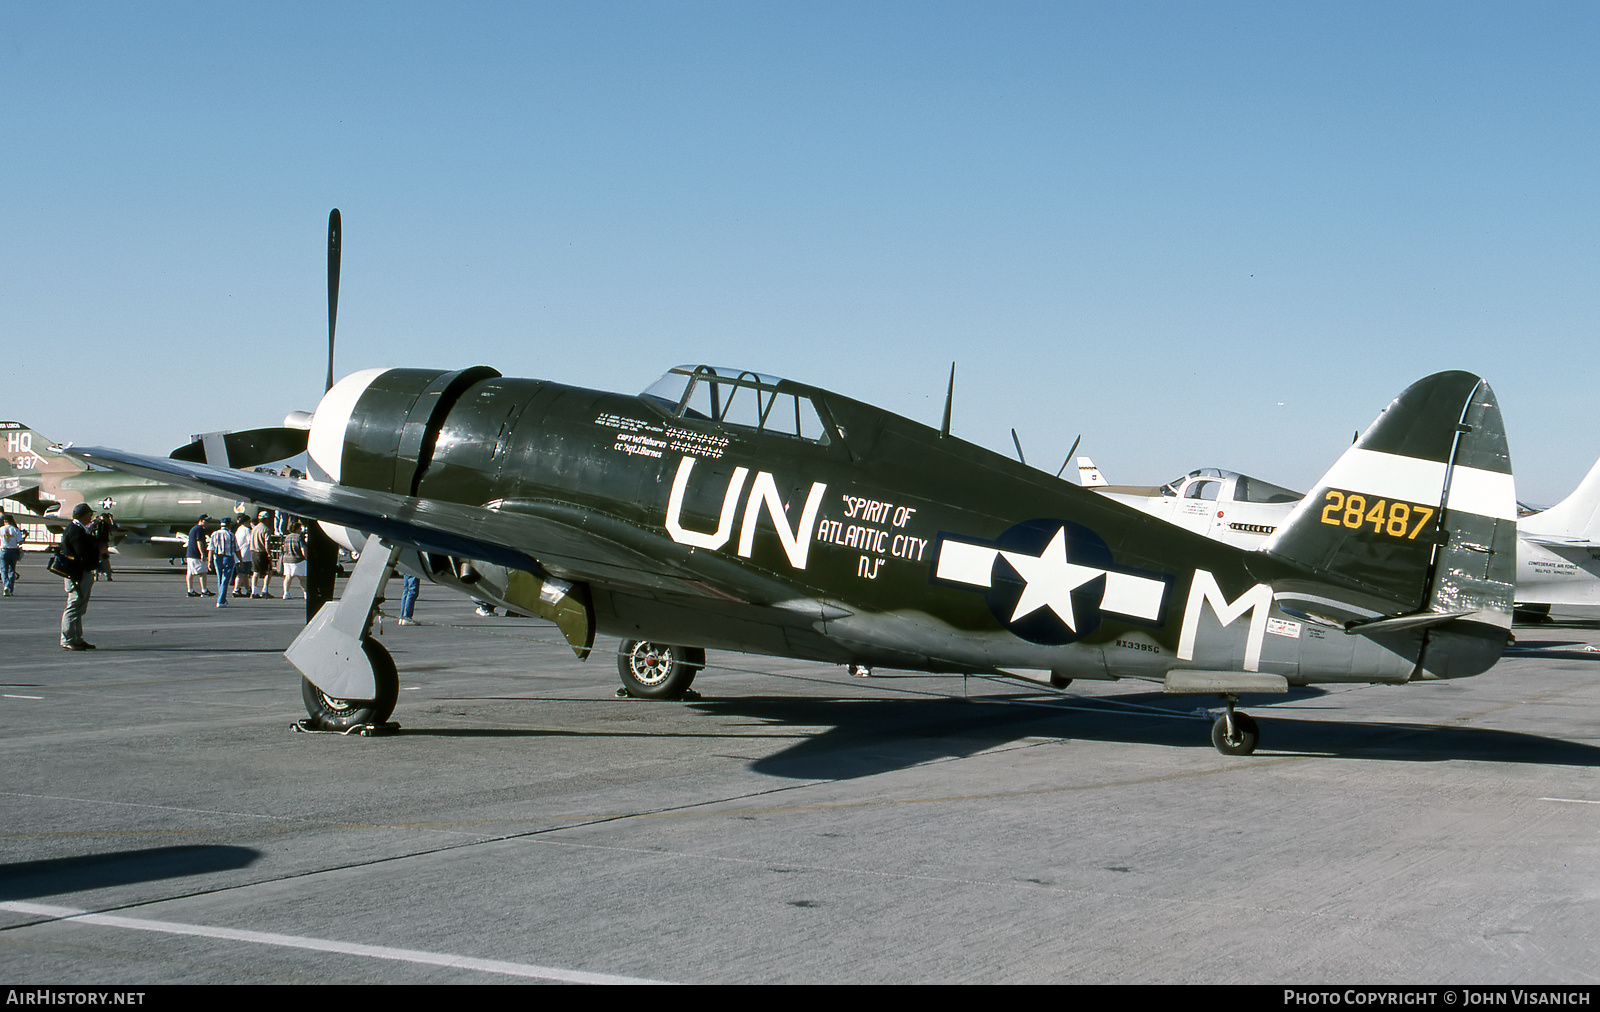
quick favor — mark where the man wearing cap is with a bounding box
[208,516,238,608]
[249,510,273,598]
[184,514,212,597]
[59,503,99,649]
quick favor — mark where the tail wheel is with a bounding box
[301,637,400,730]
[1211,711,1259,756]
[616,639,702,699]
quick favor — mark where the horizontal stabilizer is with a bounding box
[169,426,310,468]
[0,476,40,499]
[1344,609,1474,636]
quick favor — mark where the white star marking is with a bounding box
[934,527,1168,629]
[999,528,1106,630]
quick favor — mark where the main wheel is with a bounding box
[1211,711,1259,756]
[616,640,702,699]
[301,637,400,731]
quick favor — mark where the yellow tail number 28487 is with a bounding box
[1318,491,1434,540]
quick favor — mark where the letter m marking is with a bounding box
[1178,568,1274,672]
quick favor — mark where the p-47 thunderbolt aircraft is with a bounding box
[69,366,1516,755]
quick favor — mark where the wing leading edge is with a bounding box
[59,446,653,586]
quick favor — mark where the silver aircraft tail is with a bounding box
[1519,454,1600,548]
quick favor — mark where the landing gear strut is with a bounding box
[1210,694,1260,756]
[286,533,402,731]
[616,640,704,699]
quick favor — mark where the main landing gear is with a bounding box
[1210,695,1260,756]
[616,639,705,699]
[301,638,399,731]
[286,533,402,732]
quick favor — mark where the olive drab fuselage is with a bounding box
[318,366,1463,686]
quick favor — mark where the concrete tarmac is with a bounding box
[2,554,1599,984]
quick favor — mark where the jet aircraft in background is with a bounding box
[1081,455,1600,616]
[2,421,246,555]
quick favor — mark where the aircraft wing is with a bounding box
[60,445,793,603]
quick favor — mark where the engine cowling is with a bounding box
[307,366,504,550]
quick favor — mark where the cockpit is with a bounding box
[1159,468,1302,504]
[641,365,833,444]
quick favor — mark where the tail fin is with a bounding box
[1261,372,1516,633]
[1077,458,1107,486]
[1,421,86,514]
[1519,454,1600,546]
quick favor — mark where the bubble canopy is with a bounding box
[641,365,831,443]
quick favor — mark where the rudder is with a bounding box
[1261,372,1516,646]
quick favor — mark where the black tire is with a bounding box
[1211,711,1259,756]
[616,639,701,699]
[301,638,400,730]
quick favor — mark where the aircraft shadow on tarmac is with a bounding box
[0,845,259,902]
[676,690,1600,779]
[106,645,287,653]
[1516,617,1600,631]
[1503,639,1600,662]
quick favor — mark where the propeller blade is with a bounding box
[1011,428,1026,465]
[1056,434,1082,478]
[326,208,341,392]
[940,363,955,437]
[309,208,345,624]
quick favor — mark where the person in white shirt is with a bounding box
[233,515,253,598]
[208,518,238,608]
[1,513,24,596]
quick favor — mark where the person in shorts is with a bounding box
[184,515,212,597]
[280,520,307,599]
[232,513,253,598]
[250,511,274,597]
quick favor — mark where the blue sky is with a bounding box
[5,2,1597,501]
